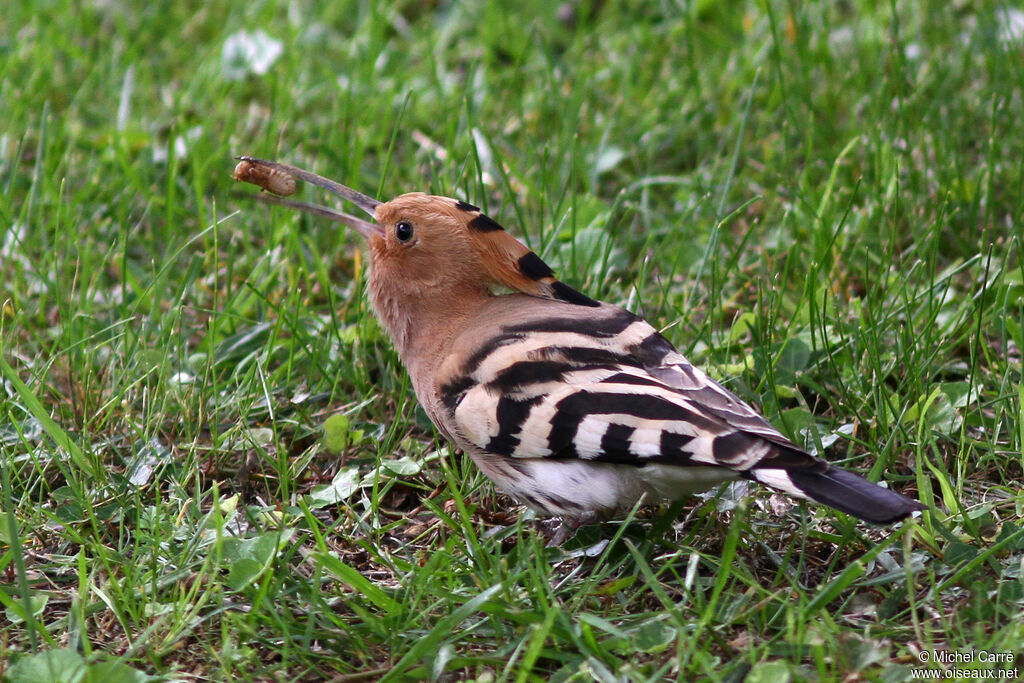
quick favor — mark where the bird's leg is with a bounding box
[536,511,603,547]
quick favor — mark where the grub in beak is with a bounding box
[233,159,297,196]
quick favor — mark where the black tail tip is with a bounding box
[786,466,924,524]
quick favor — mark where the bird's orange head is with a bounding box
[370,192,599,306]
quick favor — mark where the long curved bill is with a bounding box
[233,156,383,239]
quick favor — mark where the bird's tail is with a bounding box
[747,464,923,524]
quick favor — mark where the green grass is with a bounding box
[2,0,1023,680]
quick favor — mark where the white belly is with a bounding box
[469,453,736,519]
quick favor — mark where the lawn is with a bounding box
[2,1,1023,681]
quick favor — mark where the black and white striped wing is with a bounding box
[439,305,793,471]
[639,337,813,461]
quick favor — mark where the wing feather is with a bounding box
[442,305,784,471]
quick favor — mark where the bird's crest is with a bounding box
[447,197,599,306]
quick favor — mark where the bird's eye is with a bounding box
[395,221,414,243]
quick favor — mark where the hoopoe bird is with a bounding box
[235,156,923,542]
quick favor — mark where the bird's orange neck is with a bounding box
[367,268,488,397]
